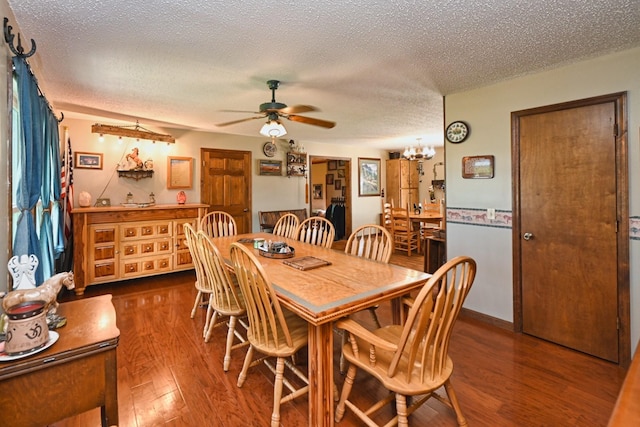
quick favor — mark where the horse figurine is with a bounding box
[2,271,75,318]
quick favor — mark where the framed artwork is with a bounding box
[313,184,323,199]
[75,152,103,169]
[342,187,346,197]
[326,174,334,185]
[358,157,381,196]
[462,155,495,179]
[335,180,341,190]
[338,160,345,167]
[167,156,193,188]
[328,160,337,170]
[337,169,345,178]
[258,159,282,176]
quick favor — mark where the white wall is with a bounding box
[445,47,640,353]
[62,117,387,232]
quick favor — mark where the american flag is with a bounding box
[60,137,73,244]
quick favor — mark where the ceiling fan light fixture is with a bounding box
[260,120,287,137]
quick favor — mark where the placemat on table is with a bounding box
[283,256,332,271]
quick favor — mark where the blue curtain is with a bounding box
[37,103,62,279]
[12,57,49,285]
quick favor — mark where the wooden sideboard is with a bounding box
[72,204,208,295]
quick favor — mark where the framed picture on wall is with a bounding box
[358,157,381,196]
[75,152,103,169]
[462,155,494,179]
[326,174,334,185]
[313,184,323,199]
[328,160,337,170]
[335,180,341,190]
[337,169,345,178]
[258,159,282,176]
[167,156,194,188]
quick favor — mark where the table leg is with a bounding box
[308,322,334,427]
[103,349,119,427]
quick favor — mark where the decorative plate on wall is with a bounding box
[263,141,277,157]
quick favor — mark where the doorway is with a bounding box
[200,148,252,234]
[309,156,352,240]
[512,92,629,366]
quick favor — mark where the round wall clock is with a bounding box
[446,121,470,143]
[263,141,277,157]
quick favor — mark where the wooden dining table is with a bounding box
[209,232,431,427]
[409,210,443,225]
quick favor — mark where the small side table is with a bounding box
[424,236,446,274]
[0,294,120,427]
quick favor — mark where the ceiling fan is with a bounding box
[216,80,336,136]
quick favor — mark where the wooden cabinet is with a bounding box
[73,204,208,295]
[386,159,419,209]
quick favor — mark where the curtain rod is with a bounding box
[4,17,63,123]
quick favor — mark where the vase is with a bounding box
[177,191,187,204]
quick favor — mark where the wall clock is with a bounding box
[263,141,277,157]
[446,121,470,143]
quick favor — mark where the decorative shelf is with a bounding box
[118,170,154,180]
[287,152,307,177]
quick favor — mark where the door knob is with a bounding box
[243,208,249,212]
[523,232,533,241]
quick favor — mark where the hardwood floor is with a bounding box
[51,247,626,426]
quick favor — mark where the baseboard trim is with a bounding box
[460,307,513,331]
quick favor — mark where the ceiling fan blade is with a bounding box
[278,104,318,114]
[216,116,264,127]
[286,114,336,129]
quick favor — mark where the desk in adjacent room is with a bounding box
[0,295,120,427]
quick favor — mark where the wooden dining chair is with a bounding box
[420,201,442,238]
[272,213,300,239]
[199,210,237,237]
[390,205,420,256]
[197,231,249,371]
[296,216,335,248]
[340,224,393,372]
[381,199,394,235]
[184,223,215,331]
[335,256,477,427]
[229,242,309,427]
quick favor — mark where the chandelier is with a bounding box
[403,138,435,161]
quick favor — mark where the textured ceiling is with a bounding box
[6,0,640,149]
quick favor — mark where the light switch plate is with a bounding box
[487,208,496,220]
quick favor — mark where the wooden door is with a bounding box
[200,148,252,234]
[512,93,629,364]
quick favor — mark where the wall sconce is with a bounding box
[91,120,175,144]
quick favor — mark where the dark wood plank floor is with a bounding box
[51,247,626,426]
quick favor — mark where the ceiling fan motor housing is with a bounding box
[260,101,287,112]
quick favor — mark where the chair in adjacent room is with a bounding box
[197,231,249,371]
[419,200,442,239]
[335,256,477,427]
[272,213,300,239]
[229,242,309,427]
[296,216,335,248]
[339,224,393,372]
[381,199,394,236]
[200,210,237,237]
[390,205,420,256]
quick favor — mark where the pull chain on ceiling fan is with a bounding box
[216,80,336,137]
